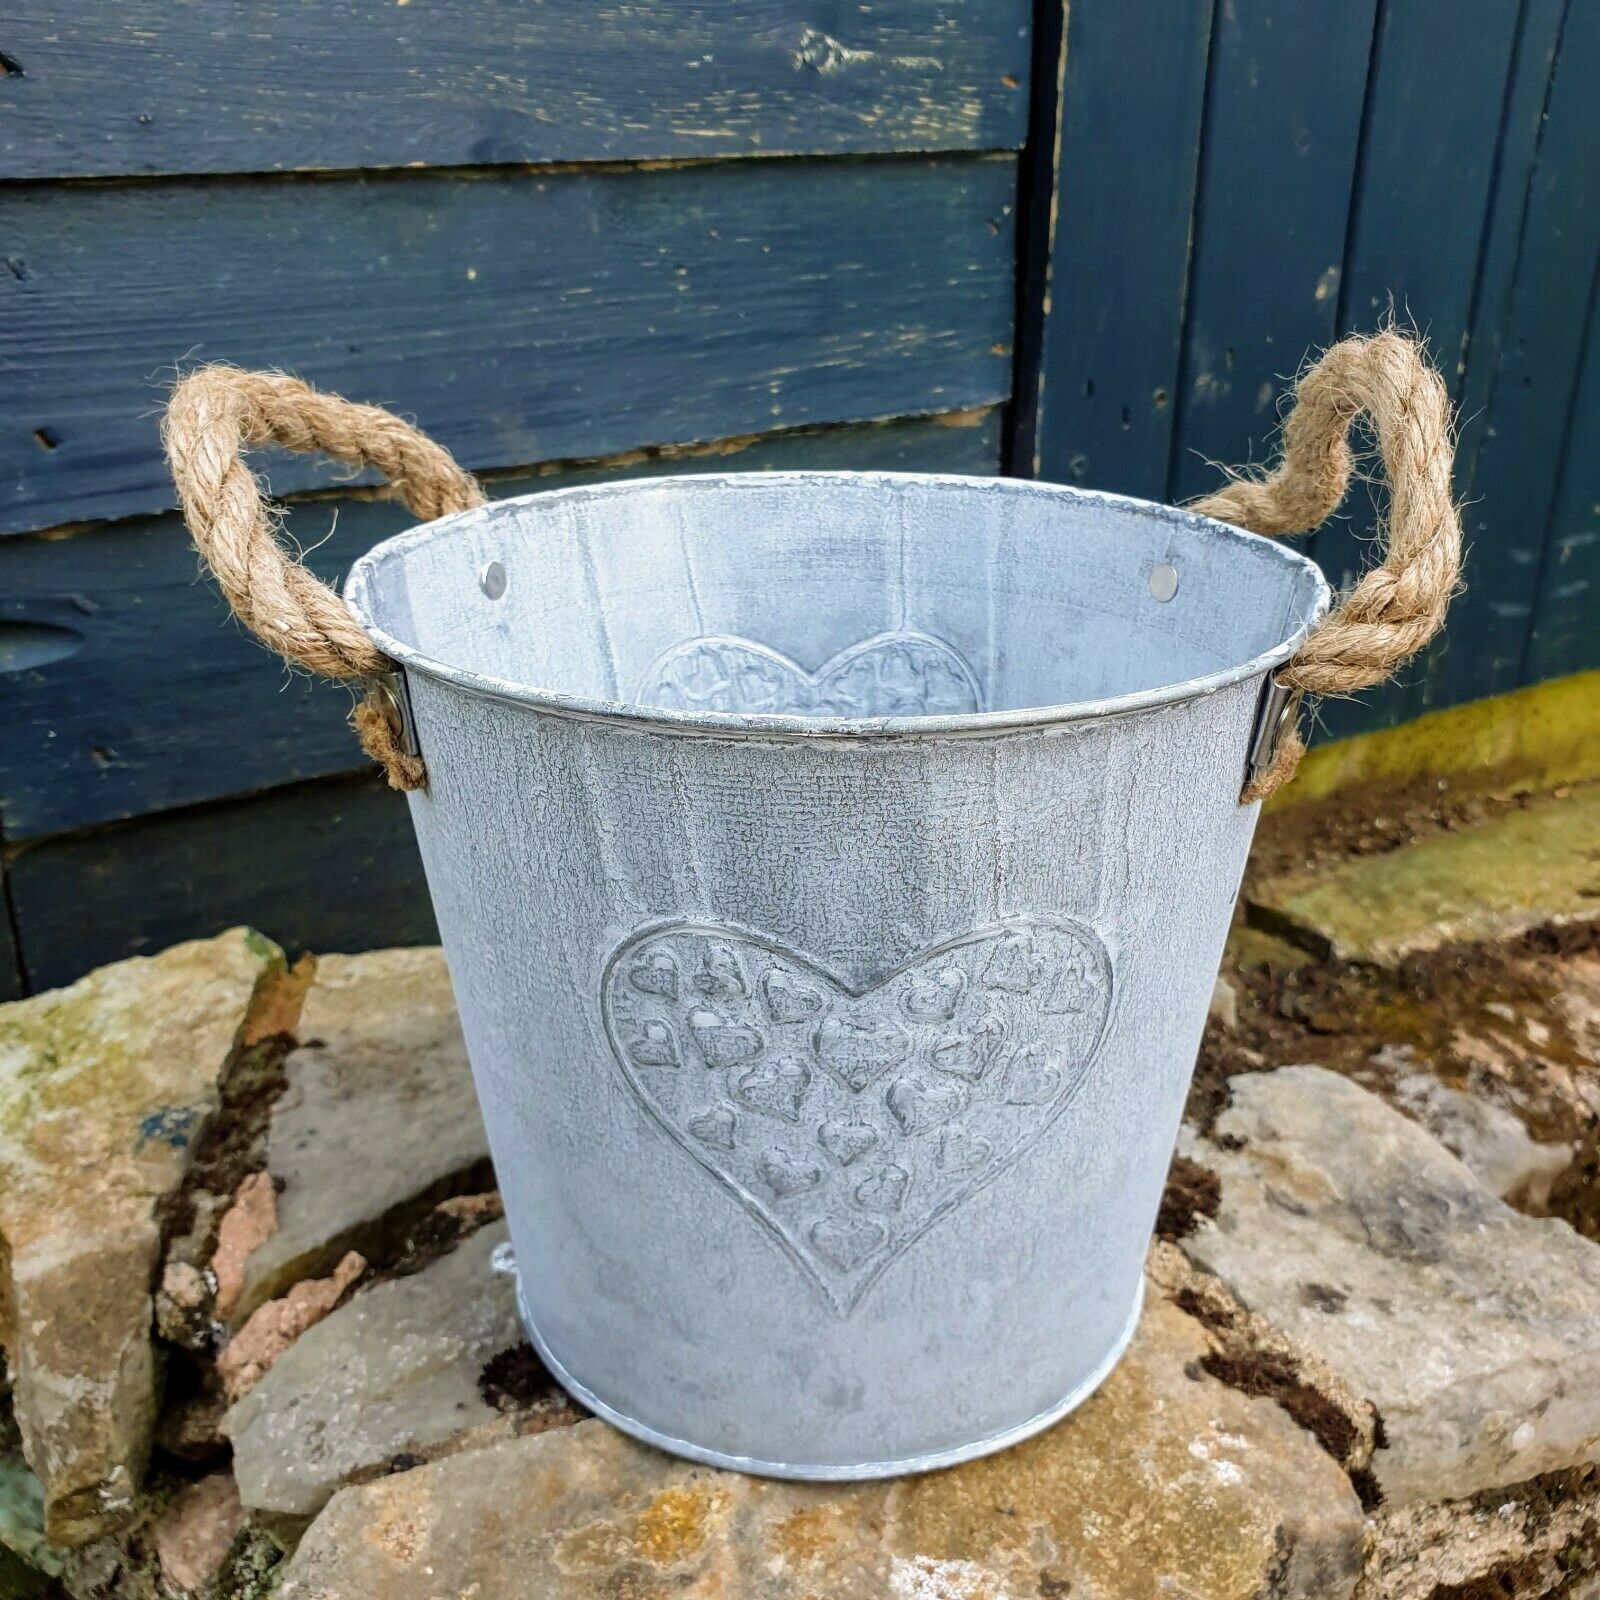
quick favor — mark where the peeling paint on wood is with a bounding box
[1520,243,1600,688]
[0,3,1031,180]
[0,156,1015,534]
[1419,1,1600,712]
[1011,0,1597,751]
[1309,0,1523,739]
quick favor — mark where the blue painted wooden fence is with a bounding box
[0,1,1594,994]
[1017,0,1598,744]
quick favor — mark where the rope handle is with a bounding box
[164,332,1458,802]
[1190,329,1462,802]
[163,366,487,790]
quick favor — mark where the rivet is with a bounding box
[479,560,508,600]
[1148,562,1179,602]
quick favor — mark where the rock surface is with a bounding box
[1390,1065,1571,1208]
[1246,787,1600,964]
[218,1251,367,1403]
[225,947,491,1324]
[281,1295,1364,1600]
[0,929,287,1545]
[150,1472,244,1596]
[228,1222,535,1528]
[212,1171,278,1320]
[1210,974,1240,1031]
[1182,1066,1600,1506]
[1357,1468,1600,1600]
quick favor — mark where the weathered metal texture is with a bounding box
[345,470,1327,1475]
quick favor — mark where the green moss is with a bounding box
[215,1526,288,1600]
[1252,787,1600,965]
[0,1456,65,1582]
[1273,669,1600,811]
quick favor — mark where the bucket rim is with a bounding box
[344,470,1332,741]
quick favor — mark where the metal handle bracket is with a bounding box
[1244,675,1304,795]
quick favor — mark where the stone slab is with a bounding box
[1390,1067,1571,1208]
[227,1222,525,1526]
[1247,788,1600,964]
[281,1295,1364,1600]
[1359,1467,1600,1600]
[1182,1065,1600,1506]
[0,929,285,1544]
[228,947,491,1323]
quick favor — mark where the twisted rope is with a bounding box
[163,367,486,789]
[1191,330,1462,800]
[163,332,1457,803]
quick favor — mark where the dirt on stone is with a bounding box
[478,1342,562,1414]
[1176,784,1600,1241]
[1242,775,1563,888]
[154,953,314,1262]
[1193,925,1600,1216]
[1155,1155,1222,1240]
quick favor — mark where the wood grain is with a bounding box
[0,155,1016,533]
[1310,0,1522,740]
[0,409,1001,840]
[6,773,434,993]
[0,2,1031,179]
[1167,0,1379,503]
[1422,4,1598,710]
[1523,275,1600,688]
[1021,0,1212,496]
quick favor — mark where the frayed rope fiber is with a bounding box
[1192,328,1462,800]
[163,367,486,789]
[164,331,1458,802]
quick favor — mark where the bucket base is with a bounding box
[512,1271,1147,1481]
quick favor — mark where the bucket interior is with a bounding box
[349,473,1328,724]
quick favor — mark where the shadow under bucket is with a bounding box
[343,470,1330,1478]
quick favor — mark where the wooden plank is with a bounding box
[1018,0,1213,495]
[0,408,1001,840]
[1448,0,1569,503]
[6,775,434,993]
[1405,0,1565,721]
[1523,260,1600,687]
[1334,2,1522,389]
[1167,0,1379,504]
[0,156,1016,534]
[1309,0,1522,742]
[1005,0,1067,476]
[0,3,1031,180]
[0,877,22,1000]
[1418,5,1600,711]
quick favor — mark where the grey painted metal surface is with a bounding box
[345,470,1328,1477]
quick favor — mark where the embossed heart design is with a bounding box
[637,631,983,718]
[602,916,1114,1314]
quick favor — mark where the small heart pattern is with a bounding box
[603,916,1114,1314]
[637,631,982,719]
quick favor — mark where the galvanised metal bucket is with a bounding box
[343,470,1330,1478]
